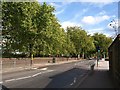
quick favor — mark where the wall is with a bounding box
[108,34,120,87]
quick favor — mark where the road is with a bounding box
[1,60,95,88]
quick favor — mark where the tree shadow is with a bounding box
[79,69,115,88]
[45,67,89,88]
[0,84,10,90]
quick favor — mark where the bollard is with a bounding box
[91,64,95,71]
[14,60,16,68]
[53,57,55,63]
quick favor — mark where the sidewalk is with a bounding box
[1,59,81,74]
[78,60,115,88]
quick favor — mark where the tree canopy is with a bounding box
[2,2,112,59]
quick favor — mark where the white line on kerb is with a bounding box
[40,67,48,70]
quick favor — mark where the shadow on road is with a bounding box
[0,84,10,90]
[45,67,89,88]
[79,69,115,88]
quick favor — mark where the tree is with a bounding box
[2,2,41,58]
[92,33,112,58]
[66,26,95,58]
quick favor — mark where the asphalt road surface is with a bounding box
[1,60,95,88]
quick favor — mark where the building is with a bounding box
[108,34,120,87]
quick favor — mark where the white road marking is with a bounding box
[32,68,37,70]
[40,67,47,70]
[0,81,3,84]
[5,70,54,83]
[5,79,16,82]
[70,83,74,85]
[32,70,54,77]
[32,72,41,77]
[73,77,76,83]
[15,76,31,80]
[70,77,76,86]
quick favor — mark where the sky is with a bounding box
[38,0,119,37]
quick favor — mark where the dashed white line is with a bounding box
[70,83,74,85]
[70,77,76,86]
[73,77,76,83]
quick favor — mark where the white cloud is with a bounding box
[98,10,106,15]
[61,21,83,29]
[82,16,95,24]
[54,9,65,15]
[60,0,118,2]
[87,28,104,35]
[81,15,110,24]
[39,0,118,3]
[87,28,113,37]
[82,8,89,13]
[49,2,61,8]
[71,8,89,21]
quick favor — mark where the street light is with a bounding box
[109,19,118,36]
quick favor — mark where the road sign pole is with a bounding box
[97,50,100,67]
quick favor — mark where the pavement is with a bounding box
[78,60,115,88]
[1,59,82,74]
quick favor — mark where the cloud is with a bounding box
[71,8,89,22]
[49,2,61,8]
[61,21,83,29]
[81,15,110,24]
[87,28,114,37]
[87,28,104,34]
[39,0,118,3]
[54,9,65,15]
[98,10,106,15]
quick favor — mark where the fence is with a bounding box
[108,34,120,87]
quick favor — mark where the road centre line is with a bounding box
[5,70,54,83]
[32,72,42,77]
[15,76,32,80]
[5,79,16,82]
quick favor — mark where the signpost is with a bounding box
[96,46,100,67]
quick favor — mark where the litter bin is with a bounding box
[53,57,56,63]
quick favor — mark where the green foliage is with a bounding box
[2,2,112,58]
[66,26,95,58]
[92,33,112,57]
